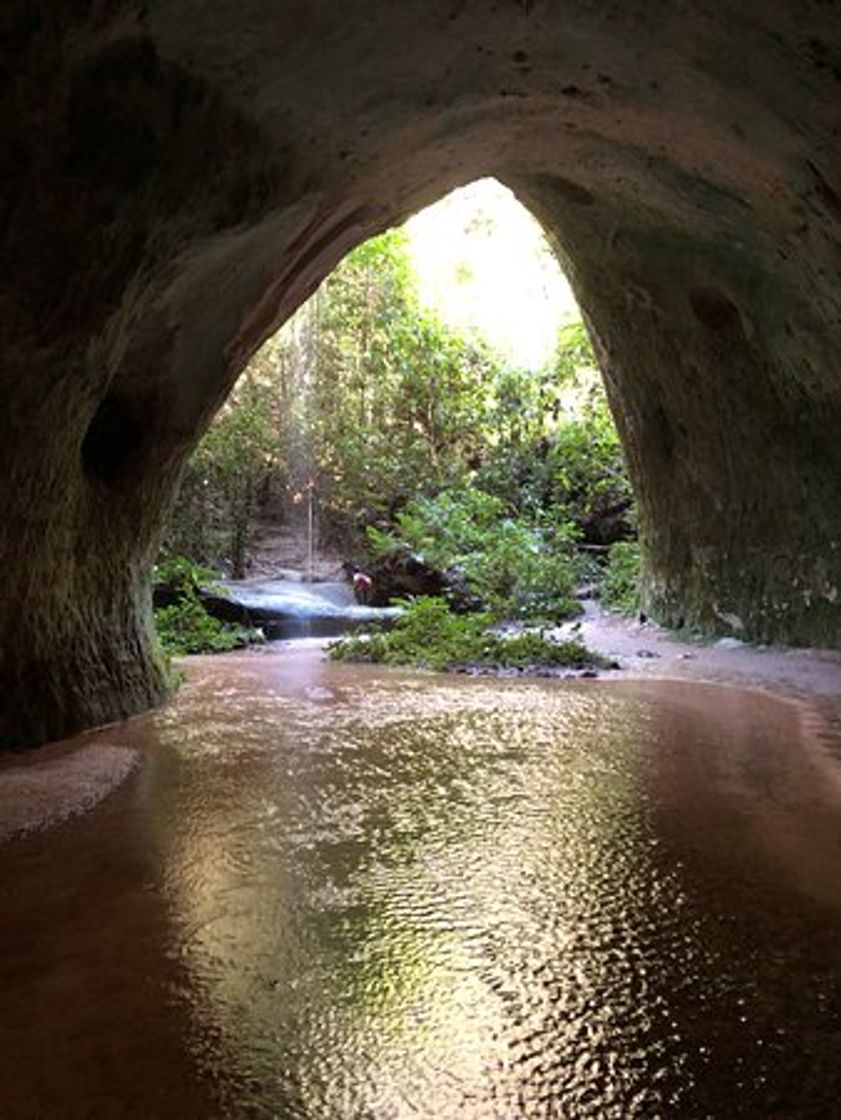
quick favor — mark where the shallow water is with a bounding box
[3,648,841,1118]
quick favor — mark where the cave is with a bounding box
[4,2,841,748]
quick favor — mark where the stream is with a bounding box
[214,577,401,639]
[3,645,841,1118]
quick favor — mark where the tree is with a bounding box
[162,230,636,587]
[162,369,280,575]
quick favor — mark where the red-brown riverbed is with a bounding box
[3,641,841,1118]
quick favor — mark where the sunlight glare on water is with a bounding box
[4,650,841,1119]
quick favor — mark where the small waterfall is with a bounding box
[218,576,401,640]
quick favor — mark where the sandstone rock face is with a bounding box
[3,2,841,746]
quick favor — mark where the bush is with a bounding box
[328,596,607,672]
[475,322,635,545]
[154,554,221,598]
[154,599,253,657]
[601,540,641,614]
[153,554,261,657]
[366,488,584,621]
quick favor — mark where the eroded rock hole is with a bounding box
[82,395,146,485]
[689,286,742,331]
[553,177,595,206]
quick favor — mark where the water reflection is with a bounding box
[147,658,841,1118]
[4,652,841,1118]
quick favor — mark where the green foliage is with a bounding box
[154,554,222,598]
[161,224,636,599]
[601,540,641,614]
[163,228,507,566]
[299,230,496,538]
[480,628,602,669]
[369,488,506,569]
[163,372,281,575]
[153,554,260,657]
[331,596,491,670]
[155,599,251,657]
[329,596,606,672]
[553,321,601,385]
[476,322,634,541]
[367,487,583,621]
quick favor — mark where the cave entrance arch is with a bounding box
[206,175,605,583]
[5,3,841,748]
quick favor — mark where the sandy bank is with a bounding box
[0,742,138,842]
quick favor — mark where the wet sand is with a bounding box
[569,599,841,706]
[0,743,138,842]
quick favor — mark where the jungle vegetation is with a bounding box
[158,226,639,657]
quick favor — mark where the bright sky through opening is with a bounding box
[404,179,580,371]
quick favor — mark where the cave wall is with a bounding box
[517,167,841,645]
[3,1,841,746]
